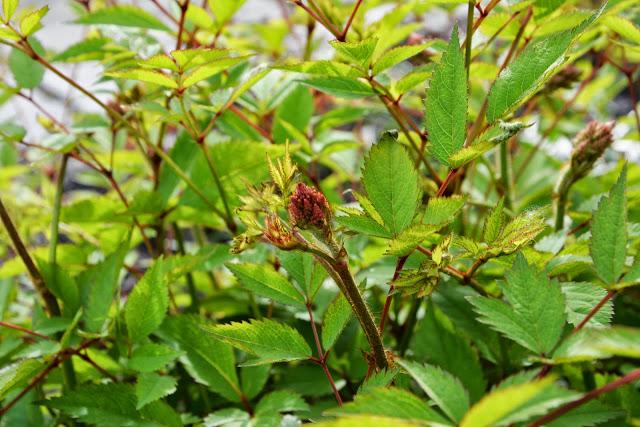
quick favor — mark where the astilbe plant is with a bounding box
[0,0,639,426]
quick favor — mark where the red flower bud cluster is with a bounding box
[571,121,614,177]
[263,215,297,250]
[288,183,331,230]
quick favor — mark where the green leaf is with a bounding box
[335,213,392,238]
[483,198,505,243]
[561,282,613,329]
[321,293,352,350]
[78,243,127,333]
[158,315,241,402]
[460,377,555,427]
[75,5,171,32]
[410,301,487,402]
[315,416,423,427]
[362,132,421,235]
[208,0,246,27]
[135,373,177,410]
[204,318,312,365]
[125,259,170,342]
[469,254,566,354]
[602,15,640,44]
[385,224,439,256]
[19,5,47,36]
[255,390,309,415]
[491,209,546,255]
[53,38,111,63]
[425,25,467,166]
[398,360,469,423]
[278,251,326,299]
[9,38,45,89]
[330,38,378,70]
[226,262,305,307]
[241,364,271,399]
[47,384,143,426]
[182,57,247,88]
[299,76,375,99]
[545,401,624,427]
[106,68,178,89]
[127,343,184,373]
[372,44,429,75]
[486,7,603,122]
[423,195,466,226]
[590,166,627,285]
[0,359,42,400]
[326,387,450,424]
[2,0,18,22]
[272,84,313,144]
[553,326,640,362]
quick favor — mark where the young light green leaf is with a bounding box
[0,359,42,400]
[135,373,177,410]
[158,315,240,402]
[425,24,467,166]
[483,198,505,243]
[486,7,603,122]
[182,57,247,88]
[2,0,18,22]
[602,15,640,44]
[362,132,421,235]
[204,319,312,365]
[299,76,375,99]
[125,259,170,342]
[321,293,352,350]
[460,377,555,427]
[372,44,429,75]
[590,166,627,285]
[326,387,450,424]
[561,282,613,329]
[208,0,246,27]
[78,244,127,333]
[385,224,439,256]
[330,38,378,70]
[19,5,47,36]
[470,254,566,354]
[127,343,184,373]
[423,195,466,226]
[106,69,178,89]
[226,262,305,307]
[398,360,469,423]
[75,5,171,32]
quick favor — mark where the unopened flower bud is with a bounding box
[263,215,298,250]
[288,183,331,231]
[570,121,614,179]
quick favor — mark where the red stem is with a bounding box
[306,303,343,405]
[0,321,51,340]
[528,368,640,427]
[339,0,363,41]
[378,255,408,333]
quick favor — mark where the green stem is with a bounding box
[500,142,512,210]
[172,223,199,312]
[553,166,573,231]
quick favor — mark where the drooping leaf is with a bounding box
[125,259,170,343]
[157,315,241,402]
[486,7,603,122]
[204,318,312,365]
[410,301,487,401]
[398,360,469,423]
[75,5,171,32]
[460,377,555,427]
[321,293,352,350]
[469,254,566,354]
[226,262,305,307]
[78,243,128,333]
[362,132,421,235]
[135,373,177,410]
[590,166,627,285]
[326,387,450,424]
[425,25,467,166]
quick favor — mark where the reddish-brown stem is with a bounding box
[573,290,616,334]
[17,92,69,133]
[339,0,363,41]
[436,169,460,196]
[77,352,118,382]
[379,255,408,333]
[150,0,180,25]
[176,0,190,50]
[0,321,51,340]
[624,70,640,136]
[306,303,343,406]
[228,104,274,143]
[293,0,342,39]
[528,368,640,427]
[416,246,488,296]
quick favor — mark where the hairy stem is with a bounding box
[306,303,343,405]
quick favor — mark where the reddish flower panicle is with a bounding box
[288,183,330,230]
